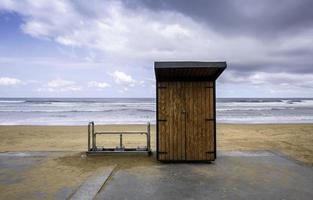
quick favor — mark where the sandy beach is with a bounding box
[0,124,312,164]
[0,124,312,199]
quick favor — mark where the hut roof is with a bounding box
[154,61,226,81]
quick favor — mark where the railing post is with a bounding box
[147,122,151,152]
[91,121,95,150]
[119,133,123,149]
[88,122,91,151]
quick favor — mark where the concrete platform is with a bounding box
[69,165,116,200]
[95,151,313,200]
[1,151,312,199]
[0,152,77,199]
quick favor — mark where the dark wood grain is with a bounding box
[157,81,215,161]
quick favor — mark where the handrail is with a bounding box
[87,121,151,154]
[95,131,148,135]
[147,122,151,152]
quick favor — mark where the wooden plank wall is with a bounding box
[157,82,168,161]
[157,81,214,161]
[205,82,215,161]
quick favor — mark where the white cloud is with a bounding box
[1,0,313,97]
[88,81,110,89]
[0,77,21,86]
[1,0,313,67]
[111,70,143,89]
[0,0,221,61]
[0,56,107,70]
[37,79,81,92]
[222,71,313,89]
[112,71,136,85]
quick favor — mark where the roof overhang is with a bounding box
[154,61,227,81]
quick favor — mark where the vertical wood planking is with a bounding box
[196,82,199,160]
[195,82,200,160]
[193,82,198,160]
[186,82,189,160]
[193,82,197,160]
[182,82,186,160]
[204,83,208,160]
[167,81,171,161]
[210,82,214,160]
[194,82,198,160]
[210,83,215,160]
[204,82,209,160]
[158,82,166,160]
[204,82,207,160]
[190,82,194,160]
[166,81,170,161]
[177,82,181,160]
[167,81,172,160]
[210,121,214,160]
[158,81,187,161]
[172,82,175,160]
[197,82,202,160]
[174,82,177,160]
[198,82,201,160]
[186,82,191,160]
[204,81,214,160]
[208,81,214,160]
[157,81,162,160]
[191,82,195,160]
[164,81,169,161]
[201,82,205,160]
[207,82,211,160]
[200,82,204,160]
[175,82,179,160]
[158,80,215,161]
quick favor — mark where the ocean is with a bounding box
[0,98,312,125]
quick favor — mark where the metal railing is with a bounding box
[87,121,151,155]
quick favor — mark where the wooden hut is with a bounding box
[154,61,226,162]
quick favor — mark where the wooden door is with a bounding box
[185,82,215,161]
[158,81,186,161]
[157,81,214,161]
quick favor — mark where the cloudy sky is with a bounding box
[0,0,313,98]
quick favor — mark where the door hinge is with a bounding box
[158,151,167,154]
[205,118,214,121]
[158,119,167,122]
[206,151,215,154]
